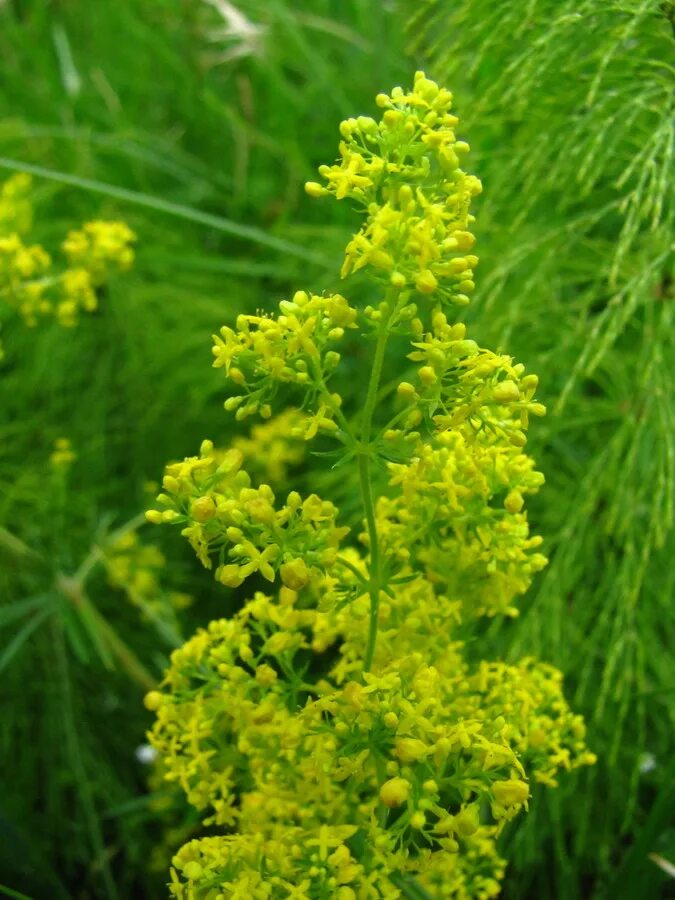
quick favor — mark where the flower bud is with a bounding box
[493,380,521,403]
[397,381,417,400]
[216,564,244,588]
[190,495,217,522]
[504,490,524,513]
[379,777,410,808]
[410,811,426,829]
[415,269,438,294]
[144,691,163,711]
[493,779,530,807]
[280,558,311,591]
[394,737,428,762]
[419,366,437,386]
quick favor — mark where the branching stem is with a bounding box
[360,322,390,673]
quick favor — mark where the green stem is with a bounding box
[310,355,354,439]
[360,324,390,673]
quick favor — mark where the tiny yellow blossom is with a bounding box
[379,777,410,808]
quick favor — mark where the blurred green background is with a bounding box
[0,1,672,898]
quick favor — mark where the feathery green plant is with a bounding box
[409,2,675,896]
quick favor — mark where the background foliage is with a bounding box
[410,3,675,897]
[0,1,672,898]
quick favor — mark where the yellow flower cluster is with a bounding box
[146,440,348,590]
[62,219,135,285]
[306,71,481,305]
[148,584,592,898]
[146,75,594,897]
[0,231,52,325]
[377,431,547,618]
[0,174,135,327]
[212,290,356,429]
[103,531,192,628]
[400,309,546,449]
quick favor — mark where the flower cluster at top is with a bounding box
[306,71,481,306]
[0,174,135,328]
[145,74,595,898]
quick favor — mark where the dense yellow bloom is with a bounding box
[212,290,356,426]
[147,74,594,898]
[146,439,348,588]
[149,586,591,897]
[307,71,481,306]
[0,175,135,328]
[61,219,136,285]
[377,431,547,618]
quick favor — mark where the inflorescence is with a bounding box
[0,173,135,330]
[145,72,595,899]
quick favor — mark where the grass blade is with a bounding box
[0,157,332,266]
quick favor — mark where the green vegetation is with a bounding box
[412,2,675,897]
[0,2,672,898]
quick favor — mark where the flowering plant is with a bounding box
[146,73,594,898]
[0,172,135,333]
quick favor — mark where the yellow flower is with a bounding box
[379,777,410,808]
[492,778,530,808]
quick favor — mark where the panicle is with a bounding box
[0,175,136,328]
[307,71,482,309]
[146,74,593,898]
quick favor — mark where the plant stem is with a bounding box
[360,323,390,673]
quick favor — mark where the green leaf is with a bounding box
[0,606,52,674]
[0,157,332,266]
[0,594,49,628]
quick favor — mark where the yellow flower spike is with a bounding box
[144,78,594,900]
